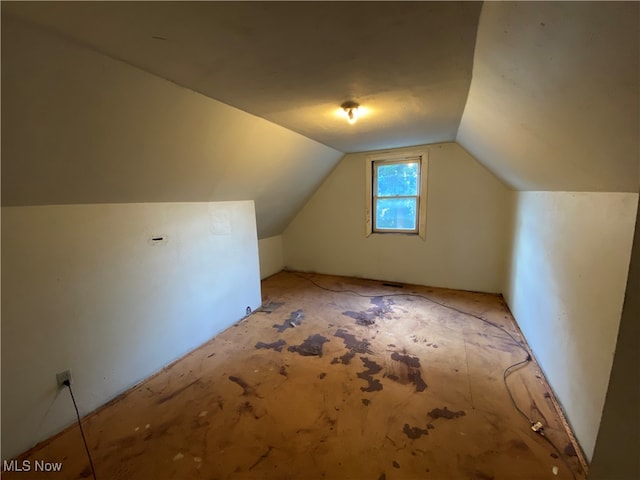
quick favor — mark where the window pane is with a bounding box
[375,197,417,230]
[376,162,419,197]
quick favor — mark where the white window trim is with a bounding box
[365,148,428,240]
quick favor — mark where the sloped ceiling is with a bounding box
[1,15,343,238]
[1,1,482,153]
[458,1,639,192]
[2,1,638,241]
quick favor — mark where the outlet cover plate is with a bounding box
[56,369,72,388]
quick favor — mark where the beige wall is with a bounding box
[258,235,284,279]
[283,143,511,293]
[503,192,638,460]
[1,201,261,460]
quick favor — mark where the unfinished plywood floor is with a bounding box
[8,272,586,480]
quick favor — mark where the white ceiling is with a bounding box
[2,1,482,153]
[2,0,638,218]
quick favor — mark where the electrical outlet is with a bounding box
[56,369,73,388]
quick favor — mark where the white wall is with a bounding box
[258,235,284,279]
[1,201,262,460]
[283,143,511,293]
[503,192,638,460]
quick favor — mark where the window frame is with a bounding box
[372,158,421,234]
[365,149,428,240]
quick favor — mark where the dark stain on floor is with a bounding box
[331,350,356,365]
[358,357,384,392]
[428,406,466,420]
[334,328,373,354]
[288,334,329,357]
[403,424,429,439]
[389,351,427,392]
[342,297,394,326]
[410,335,439,348]
[564,443,578,457]
[342,310,378,326]
[408,371,428,392]
[362,398,371,406]
[319,372,327,379]
[391,352,421,368]
[273,309,304,333]
[392,460,400,469]
[371,296,394,310]
[255,339,287,352]
[279,366,287,377]
[228,376,254,396]
[156,379,200,404]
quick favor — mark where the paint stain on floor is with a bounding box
[228,376,254,396]
[388,351,428,392]
[287,334,329,357]
[357,357,384,392]
[391,351,421,368]
[254,339,287,352]
[403,424,430,439]
[273,309,304,332]
[428,406,466,420]
[331,350,356,365]
[333,328,373,354]
[342,297,394,326]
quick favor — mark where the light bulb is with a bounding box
[341,101,360,125]
[347,108,358,124]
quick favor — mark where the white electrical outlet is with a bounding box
[56,369,73,388]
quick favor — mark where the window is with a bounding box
[365,150,428,239]
[373,159,420,232]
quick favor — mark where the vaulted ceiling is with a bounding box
[2,2,638,237]
[2,1,482,153]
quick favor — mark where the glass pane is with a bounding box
[376,161,419,197]
[375,197,417,230]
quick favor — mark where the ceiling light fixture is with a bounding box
[341,101,360,125]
